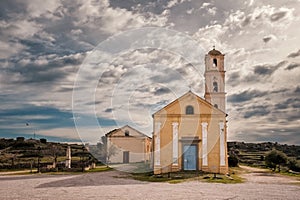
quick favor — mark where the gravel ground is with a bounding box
[0,168,299,200]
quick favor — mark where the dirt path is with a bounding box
[240,165,299,185]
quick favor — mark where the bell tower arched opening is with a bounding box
[213,58,217,67]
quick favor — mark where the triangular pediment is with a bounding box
[153,91,225,116]
[106,125,151,138]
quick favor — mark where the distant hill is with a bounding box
[0,137,93,170]
[1,137,300,170]
[228,141,300,167]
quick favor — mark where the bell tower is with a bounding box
[204,47,226,112]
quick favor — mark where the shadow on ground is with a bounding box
[36,170,145,188]
[0,175,65,181]
[255,173,276,176]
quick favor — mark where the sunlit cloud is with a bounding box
[0,0,299,144]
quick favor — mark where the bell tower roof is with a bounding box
[208,46,222,56]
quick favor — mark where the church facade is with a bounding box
[152,48,228,174]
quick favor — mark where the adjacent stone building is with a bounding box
[106,125,151,164]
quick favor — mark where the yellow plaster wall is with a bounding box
[153,92,228,174]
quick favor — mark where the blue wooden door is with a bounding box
[183,145,197,170]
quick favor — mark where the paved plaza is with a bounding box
[0,168,299,200]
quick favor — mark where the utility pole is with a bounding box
[26,123,37,139]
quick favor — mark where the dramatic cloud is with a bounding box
[254,65,278,76]
[295,87,300,94]
[244,105,271,119]
[275,98,300,110]
[270,10,288,21]
[228,90,267,103]
[285,63,300,70]
[0,0,299,144]
[104,108,114,113]
[263,35,276,43]
[153,87,172,95]
[254,61,287,75]
[287,49,300,58]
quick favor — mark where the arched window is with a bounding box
[213,58,217,67]
[213,81,218,92]
[214,104,218,108]
[186,105,194,115]
[125,130,129,136]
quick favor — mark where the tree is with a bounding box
[107,145,118,164]
[288,158,300,172]
[265,149,288,172]
[40,138,47,144]
[48,145,62,168]
[228,149,239,167]
[95,136,108,163]
[92,136,114,165]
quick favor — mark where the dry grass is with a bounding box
[132,168,245,184]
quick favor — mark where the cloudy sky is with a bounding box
[0,0,299,144]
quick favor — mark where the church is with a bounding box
[152,48,228,174]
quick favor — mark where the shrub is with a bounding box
[228,154,239,167]
[13,142,35,149]
[265,149,288,172]
[288,158,300,172]
[40,138,47,144]
[20,151,40,158]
